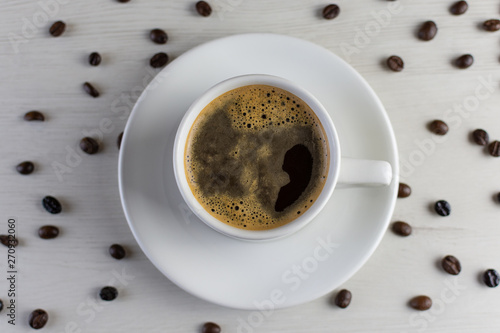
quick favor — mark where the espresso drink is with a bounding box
[185,85,329,230]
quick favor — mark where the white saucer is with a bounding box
[118,33,399,310]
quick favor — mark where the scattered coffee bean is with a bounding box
[100,286,118,301]
[117,132,123,149]
[409,295,432,311]
[387,55,404,72]
[483,19,500,32]
[418,21,438,41]
[392,221,412,236]
[496,192,500,203]
[0,299,3,312]
[334,289,352,308]
[455,54,473,69]
[196,1,212,17]
[434,200,451,216]
[38,225,59,239]
[16,161,34,175]
[150,52,169,68]
[489,141,500,157]
[80,137,99,154]
[398,183,411,198]
[49,21,66,37]
[429,120,448,135]
[0,235,18,247]
[472,129,489,146]
[322,4,340,20]
[109,244,126,260]
[483,269,500,287]
[450,1,468,15]
[202,322,221,333]
[150,29,168,44]
[29,309,49,329]
[24,111,45,121]
[117,0,130,2]
[42,196,62,214]
[441,255,461,275]
[88,52,102,66]
[83,82,100,98]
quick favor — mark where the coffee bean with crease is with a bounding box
[202,322,221,333]
[434,200,451,216]
[409,296,432,310]
[29,309,49,329]
[39,225,59,239]
[83,82,100,98]
[89,52,102,66]
[489,141,500,157]
[472,129,488,146]
[418,21,438,41]
[450,1,468,15]
[49,21,66,37]
[100,286,118,301]
[42,196,62,214]
[442,255,461,275]
[334,289,352,308]
[483,19,500,32]
[392,221,412,236]
[483,269,500,287]
[196,1,212,17]
[150,52,169,68]
[429,120,448,135]
[24,111,45,121]
[16,161,34,175]
[150,29,168,44]
[0,235,18,247]
[387,55,404,72]
[455,54,473,69]
[322,4,340,20]
[109,244,126,260]
[80,137,99,154]
[398,183,411,198]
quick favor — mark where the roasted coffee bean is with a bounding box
[322,4,340,20]
[38,225,59,239]
[49,21,66,37]
[483,269,500,287]
[429,120,448,135]
[80,137,99,154]
[334,289,352,308]
[24,111,45,121]
[89,52,102,66]
[196,1,212,17]
[450,1,468,15]
[150,29,168,44]
[442,255,461,275]
[83,82,100,98]
[0,299,3,312]
[434,200,451,217]
[202,322,221,333]
[16,161,34,175]
[398,183,411,198]
[392,221,412,236]
[117,132,123,149]
[117,0,130,2]
[472,129,489,146]
[409,296,432,311]
[418,21,438,41]
[483,19,500,32]
[0,235,18,247]
[455,54,473,69]
[29,309,49,329]
[109,244,126,260]
[489,141,500,157]
[42,196,62,214]
[100,286,118,301]
[387,55,404,72]
[150,52,169,68]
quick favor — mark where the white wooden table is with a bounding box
[1,0,500,332]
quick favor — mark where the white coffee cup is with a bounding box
[173,74,392,241]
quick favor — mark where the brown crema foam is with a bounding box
[185,85,329,230]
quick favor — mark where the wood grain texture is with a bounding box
[1,0,500,332]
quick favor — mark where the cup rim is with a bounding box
[173,74,341,241]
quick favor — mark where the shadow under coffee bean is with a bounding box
[185,85,329,230]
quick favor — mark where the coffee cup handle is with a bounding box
[337,158,393,187]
